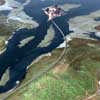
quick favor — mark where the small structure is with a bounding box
[43,5,65,20]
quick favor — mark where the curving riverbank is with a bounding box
[2,38,100,100]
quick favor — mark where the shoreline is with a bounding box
[27,53,52,70]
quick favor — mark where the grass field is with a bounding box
[0,38,99,100]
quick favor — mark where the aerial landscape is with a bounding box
[0,0,100,100]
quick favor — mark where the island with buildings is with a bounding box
[0,0,100,100]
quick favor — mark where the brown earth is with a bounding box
[53,63,69,74]
[95,25,100,31]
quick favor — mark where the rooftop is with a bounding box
[43,5,65,20]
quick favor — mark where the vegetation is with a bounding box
[0,38,100,100]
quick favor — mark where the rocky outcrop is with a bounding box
[0,0,5,6]
[95,25,100,31]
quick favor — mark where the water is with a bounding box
[0,0,100,93]
[15,0,25,4]
[95,17,100,21]
[23,0,100,22]
[0,11,69,93]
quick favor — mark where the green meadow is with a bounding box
[0,38,99,100]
